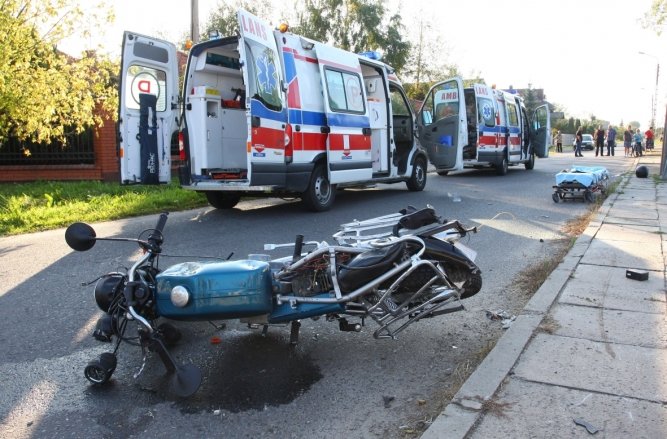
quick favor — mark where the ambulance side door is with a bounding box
[417,78,465,171]
[314,43,373,184]
[237,9,288,181]
[531,104,551,158]
[118,32,179,184]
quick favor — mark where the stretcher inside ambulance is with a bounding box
[117,9,428,211]
[416,77,550,176]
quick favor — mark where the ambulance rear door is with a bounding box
[313,43,372,184]
[237,9,288,182]
[473,84,499,160]
[531,104,551,158]
[118,32,179,184]
[417,78,466,172]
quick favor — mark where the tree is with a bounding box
[0,0,117,144]
[203,0,261,40]
[400,14,460,101]
[643,0,667,34]
[293,0,411,72]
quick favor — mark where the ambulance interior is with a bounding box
[463,89,478,160]
[183,38,248,180]
[361,64,395,175]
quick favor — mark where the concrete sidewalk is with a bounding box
[422,149,667,438]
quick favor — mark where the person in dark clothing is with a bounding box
[575,127,584,157]
[595,125,605,157]
[606,125,617,156]
[623,125,633,157]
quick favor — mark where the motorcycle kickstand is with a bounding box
[290,321,301,346]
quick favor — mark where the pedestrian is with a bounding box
[575,126,583,157]
[623,125,633,157]
[555,130,562,153]
[606,124,616,156]
[644,126,655,152]
[633,129,643,157]
[594,125,605,157]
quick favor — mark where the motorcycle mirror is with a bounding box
[65,222,97,251]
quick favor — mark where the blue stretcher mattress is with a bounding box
[555,166,609,187]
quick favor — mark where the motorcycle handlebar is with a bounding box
[146,212,169,251]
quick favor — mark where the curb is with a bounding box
[420,161,637,439]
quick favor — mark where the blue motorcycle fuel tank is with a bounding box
[155,260,272,320]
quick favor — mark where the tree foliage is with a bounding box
[643,0,667,34]
[203,0,261,40]
[293,0,411,72]
[0,0,117,144]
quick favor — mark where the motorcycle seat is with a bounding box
[337,242,405,292]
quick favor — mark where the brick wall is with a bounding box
[0,109,119,183]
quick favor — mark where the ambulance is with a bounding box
[118,9,429,211]
[416,77,550,176]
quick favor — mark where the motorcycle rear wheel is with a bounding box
[445,266,482,299]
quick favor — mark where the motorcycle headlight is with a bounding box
[94,274,125,312]
[170,285,190,308]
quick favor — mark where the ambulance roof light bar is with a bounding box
[359,51,382,61]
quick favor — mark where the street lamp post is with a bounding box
[639,51,659,128]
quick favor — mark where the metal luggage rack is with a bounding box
[333,212,405,246]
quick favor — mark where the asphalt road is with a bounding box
[0,150,633,438]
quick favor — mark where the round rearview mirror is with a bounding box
[65,222,97,251]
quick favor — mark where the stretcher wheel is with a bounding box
[552,193,560,203]
[584,191,594,203]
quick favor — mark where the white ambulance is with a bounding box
[118,9,429,211]
[416,77,550,176]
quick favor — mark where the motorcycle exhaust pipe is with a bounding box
[292,234,304,263]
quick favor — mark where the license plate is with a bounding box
[454,242,477,262]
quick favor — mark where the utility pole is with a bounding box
[191,0,200,44]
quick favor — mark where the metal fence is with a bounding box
[0,129,95,166]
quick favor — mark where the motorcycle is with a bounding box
[65,206,481,397]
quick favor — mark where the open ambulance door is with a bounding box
[119,32,179,184]
[417,78,465,172]
[532,104,551,158]
[237,10,288,183]
[314,43,373,184]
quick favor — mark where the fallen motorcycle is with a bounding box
[65,206,481,397]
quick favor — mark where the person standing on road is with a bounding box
[555,130,563,152]
[595,125,606,157]
[575,126,584,157]
[644,126,655,152]
[633,129,643,157]
[623,125,633,157]
[606,124,617,156]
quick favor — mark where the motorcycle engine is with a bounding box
[289,269,332,296]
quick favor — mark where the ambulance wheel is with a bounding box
[524,153,535,170]
[495,157,508,176]
[406,157,427,191]
[303,165,335,211]
[205,192,241,209]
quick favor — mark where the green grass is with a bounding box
[0,180,208,236]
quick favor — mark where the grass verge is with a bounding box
[0,180,208,236]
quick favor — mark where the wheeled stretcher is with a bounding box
[552,166,609,203]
